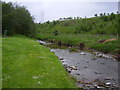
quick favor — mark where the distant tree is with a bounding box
[77,17,79,19]
[117,11,119,14]
[109,12,115,20]
[67,17,72,20]
[107,13,110,16]
[94,14,98,17]
[53,20,57,25]
[103,13,106,16]
[46,21,50,24]
[74,17,76,19]
[59,18,62,21]
[100,13,103,17]
[63,17,66,20]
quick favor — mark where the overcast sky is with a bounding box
[4,0,118,23]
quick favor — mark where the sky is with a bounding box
[3,0,119,23]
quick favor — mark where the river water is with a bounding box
[38,40,119,89]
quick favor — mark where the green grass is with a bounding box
[0,37,2,89]
[36,33,119,54]
[2,36,77,88]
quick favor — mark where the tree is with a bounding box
[100,13,103,17]
[77,17,79,19]
[94,14,97,17]
[109,12,115,20]
[117,11,119,14]
[67,17,72,20]
[103,13,106,16]
[107,13,110,16]
[2,1,36,37]
[59,18,62,21]
[46,21,50,24]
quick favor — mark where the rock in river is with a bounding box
[80,52,86,55]
[68,66,77,70]
[105,82,111,86]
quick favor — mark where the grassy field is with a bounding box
[36,33,119,54]
[2,36,77,88]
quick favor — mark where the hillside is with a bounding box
[36,14,119,54]
[36,13,118,35]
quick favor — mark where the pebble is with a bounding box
[76,73,80,75]
[101,62,105,64]
[86,61,89,63]
[80,52,86,55]
[59,58,64,60]
[68,71,71,73]
[105,77,111,80]
[69,66,77,70]
[94,71,102,74]
[92,58,97,60]
[94,71,99,74]
[112,84,116,87]
[105,82,111,86]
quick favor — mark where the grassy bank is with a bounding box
[0,38,2,89]
[2,36,77,88]
[36,14,119,54]
[36,33,119,54]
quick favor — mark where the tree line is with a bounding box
[2,1,37,37]
[51,12,118,22]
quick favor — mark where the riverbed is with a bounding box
[37,40,119,89]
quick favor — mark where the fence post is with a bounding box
[117,33,118,39]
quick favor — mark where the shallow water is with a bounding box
[38,40,119,89]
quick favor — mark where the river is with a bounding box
[37,40,119,89]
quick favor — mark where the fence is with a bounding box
[76,34,119,39]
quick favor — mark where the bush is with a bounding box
[53,30,59,36]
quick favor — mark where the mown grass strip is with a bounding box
[0,38,2,89]
[2,36,77,88]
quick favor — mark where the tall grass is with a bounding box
[36,33,119,53]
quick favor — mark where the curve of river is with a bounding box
[37,40,119,89]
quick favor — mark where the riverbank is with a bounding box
[2,36,77,88]
[36,33,119,60]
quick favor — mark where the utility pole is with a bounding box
[41,10,44,23]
